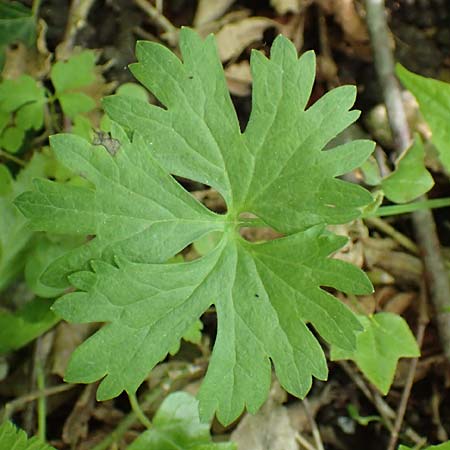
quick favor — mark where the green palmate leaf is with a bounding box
[116,82,150,102]
[396,64,450,172]
[0,1,35,47]
[0,421,56,450]
[382,134,434,203]
[0,298,58,354]
[330,312,420,395]
[128,392,236,450]
[105,30,374,233]
[16,29,374,425]
[0,149,82,291]
[0,153,48,290]
[25,235,86,298]
[169,319,203,355]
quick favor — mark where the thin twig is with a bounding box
[56,0,97,60]
[387,284,429,450]
[1,384,77,421]
[364,0,410,152]
[0,149,26,166]
[32,0,42,18]
[303,398,324,450]
[133,0,178,45]
[295,432,318,450]
[365,216,419,255]
[36,360,46,442]
[91,363,204,450]
[337,360,426,446]
[364,0,450,363]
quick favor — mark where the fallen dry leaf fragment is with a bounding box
[215,17,278,61]
[230,382,298,450]
[51,323,96,377]
[271,0,302,15]
[194,0,237,27]
[317,0,368,42]
[62,384,96,447]
[225,60,252,96]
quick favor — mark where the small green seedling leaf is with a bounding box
[51,51,96,92]
[0,74,45,113]
[57,92,95,119]
[0,75,46,152]
[360,156,382,186]
[331,312,420,395]
[0,154,47,290]
[128,392,236,450]
[0,421,56,450]
[0,126,24,153]
[399,442,450,450]
[396,64,450,173]
[51,51,97,118]
[16,29,374,425]
[382,134,434,203]
[72,114,94,141]
[347,404,381,426]
[0,298,58,354]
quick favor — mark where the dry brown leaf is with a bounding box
[317,0,368,42]
[215,17,278,62]
[225,60,252,96]
[382,291,416,315]
[62,384,97,447]
[271,0,302,15]
[328,222,367,268]
[92,401,124,425]
[194,0,237,27]
[364,237,423,286]
[51,322,96,378]
[230,381,298,450]
[277,13,305,51]
[2,19,51,80]
[196,10,251,38]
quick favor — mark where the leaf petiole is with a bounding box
[364,197,450,218]
[128,393,152,430]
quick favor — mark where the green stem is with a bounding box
[91,389,161,450]
[36,362,46,442]
[0,149,26,166]
[365,197,450,218]
[128,392,152,429]
[91,363,203,450]
[32,0,42,18]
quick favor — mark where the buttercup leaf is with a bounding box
[16,29,374,425]
[330,312,420,395]
[128,392,236,450]
[382,134,434,203]
[0,421,56,450]
[396,64,450,173]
